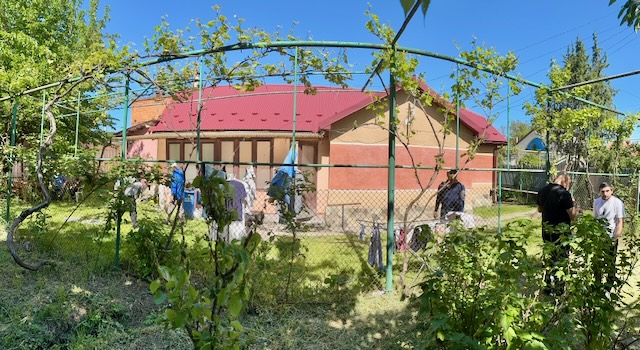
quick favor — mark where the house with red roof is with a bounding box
[117,82,505,220]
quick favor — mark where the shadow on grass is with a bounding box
[242,293,419,350]
[2,192,422,349]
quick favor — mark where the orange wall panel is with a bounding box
[329,143,495,190]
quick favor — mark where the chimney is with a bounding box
[193,71,200,88]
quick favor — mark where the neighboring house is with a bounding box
[508,130,548,167]
[103,92,172,162]
[511,129,573,170]
[114,82,506,220]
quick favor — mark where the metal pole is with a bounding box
[74,90,80,157]
[385,51,397,293]
[362,0,422,91]
[116,76,129,268]
[290,48,299,215]
[6,100,19,227]
[0,40,627,117]
[121,76,130,159]
[545,100,551,180]
[196,56,204,163]
[498,170,502,234]
[506,84,511,169]
[455,64,460,169]
[292,48,298,160]
[636,172,640,216]
[39,92,46,147]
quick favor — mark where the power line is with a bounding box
[606,32,638,56]
[512,8,618,54]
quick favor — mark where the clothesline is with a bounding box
[357,219,441,227]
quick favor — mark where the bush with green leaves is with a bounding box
[150,170,262,349]
[123,214,180,280]
[413,215,636,349]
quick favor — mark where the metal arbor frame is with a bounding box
[2,5,636,290]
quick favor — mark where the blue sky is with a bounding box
[102,1,640,138]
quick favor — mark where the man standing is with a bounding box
[537,174,577,295]
[593,182,625,290]
[433,169,466,222]
[123,178,148,228]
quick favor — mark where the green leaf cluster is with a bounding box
[414,214,634,349]
[610,0,640,31]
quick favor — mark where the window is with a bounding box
[166,139,275,189]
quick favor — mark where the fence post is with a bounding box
[633,171,640,217]
[498,169,502,234]
[115,76,130,268]
[385,53,397,294]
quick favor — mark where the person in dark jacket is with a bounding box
[537,173,577,296]
[433,170,466,222]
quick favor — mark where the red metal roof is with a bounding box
[150,84,382,133]
[149,83,506,144]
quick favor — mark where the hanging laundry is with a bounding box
[227,178,247,219]
[395,228,407,252]
[368,223,384,271]
[224,176,248,241]
[409,224,431,252]
[359,222,365,241]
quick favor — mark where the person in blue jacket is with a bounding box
[170,163,185,200]
[167,163,185,222]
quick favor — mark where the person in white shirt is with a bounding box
[593,181,625,291]
[116,177,148,228]
[593,182,625,240]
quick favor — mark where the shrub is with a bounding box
[413,215,630,349]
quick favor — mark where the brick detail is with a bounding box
[131,95,172,126]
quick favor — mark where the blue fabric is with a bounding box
[203,165,215,179]
[267,143,297,203]
[280,145,297,178]
[53,174,66,190]
[267,170,291,199]
[170,168,185,200]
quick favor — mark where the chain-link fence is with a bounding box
[3,161,637,303]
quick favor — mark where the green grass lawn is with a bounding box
[473,202,537,218]
[1,195,639,349]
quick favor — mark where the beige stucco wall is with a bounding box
[322,90,500,210]
[330,91,475,150]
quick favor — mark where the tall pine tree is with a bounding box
[526,34,627,173]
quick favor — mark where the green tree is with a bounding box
[610,0,640,31]
[499,120,532,166]
[524,35,635,173]
[0,0,121,159]
[506,120,532,144]
[1,0,130,270]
